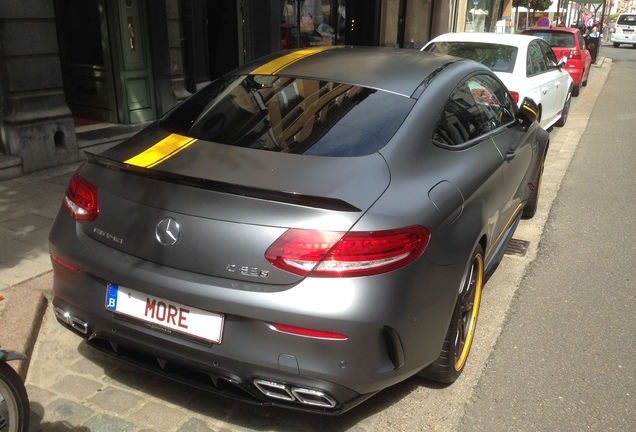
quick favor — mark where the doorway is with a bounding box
[55,0,156,125]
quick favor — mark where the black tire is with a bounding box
[554,90,571,127]
[424,245,484,384]
[522,153,545,219]
[572,79,581,97]
[0,361,30,432]
[613,42,619,48]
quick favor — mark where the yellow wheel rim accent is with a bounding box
[455,253,484,371]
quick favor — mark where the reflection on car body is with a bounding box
[49,46,549,415]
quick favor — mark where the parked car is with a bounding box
[522,27,591,97]
[423,32,573,130]
[49,46,549,414]
[611,13,636,48]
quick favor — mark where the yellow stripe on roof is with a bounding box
[250,46,340,75]
[125,134,197,168]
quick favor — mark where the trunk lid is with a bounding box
[77,126,390,285]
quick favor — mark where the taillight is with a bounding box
[510,91,520,104]
[63,172,99,222]
[568,50,582,60]
[265,226,430,277]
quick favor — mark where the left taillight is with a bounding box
[510,91,520,104]
[265,226,430,278]
[62,172,99,222]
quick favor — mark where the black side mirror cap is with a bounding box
[518,97,539,125]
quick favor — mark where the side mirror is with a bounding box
[558,56,568,68]
[518,97,539,125]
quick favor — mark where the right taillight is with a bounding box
[265,226,430,277]
[62,172,99,222]
[568,50,582,60]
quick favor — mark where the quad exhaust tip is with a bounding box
[253,378,337,408]
[54,306,89,335]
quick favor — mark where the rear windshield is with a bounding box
[424,42,517,73]
[159,75,414,157]
[525,31,575,48]
[617,14,636,25]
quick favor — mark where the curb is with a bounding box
[0,271,52,380]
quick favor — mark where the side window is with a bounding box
[528,41,547,75]
[578,33,586,50]
[469,75,516,127]
[539,40,558,68]
[434,74,515,147]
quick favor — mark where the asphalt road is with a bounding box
[458,49,636,431]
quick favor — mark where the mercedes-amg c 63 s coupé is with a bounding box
[49,46,548,414]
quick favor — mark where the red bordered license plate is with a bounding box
[105,283,224,344]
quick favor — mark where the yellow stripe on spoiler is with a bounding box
[125,134,197,168]
[250,46,340,75]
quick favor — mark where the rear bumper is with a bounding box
[564,67,584,86]
[49,212,462,414]
[611,34,636,44]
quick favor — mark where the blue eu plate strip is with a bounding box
[106,283,118,311]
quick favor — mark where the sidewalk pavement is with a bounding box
[0,162,80,378]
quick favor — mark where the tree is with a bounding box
[519,0,552,12]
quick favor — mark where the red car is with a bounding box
[523,27,592,96]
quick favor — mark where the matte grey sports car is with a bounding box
[49,46,548,414]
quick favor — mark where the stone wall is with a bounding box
[0,0,78,174]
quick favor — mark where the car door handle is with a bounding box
[541,87,548,94]
[505,149,516,161]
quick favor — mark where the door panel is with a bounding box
[56,0,156,124]
[110,0,156,124]
[56,0,118,123]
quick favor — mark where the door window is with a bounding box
[434,74,515,148]
[528,41,548,75]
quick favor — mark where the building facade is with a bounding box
[0,0,511,179]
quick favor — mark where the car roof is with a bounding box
[230,46,472,98]
[427,32,541,49]
[524,26,581,35]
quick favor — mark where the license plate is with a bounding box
[624,29,634,34]
[105,283,224,344]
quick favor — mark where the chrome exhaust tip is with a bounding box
[54,306,89,334]
[253,378,337,408]
[253,379,295,401]
[291,386,337,408]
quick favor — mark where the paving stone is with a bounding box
[1,213,54,235]
[69,353,118,379]
[176,417,216,432]
[87,386,145,415]
[44,398,94,425]
[143,379,196,406]
[128,400,187,431]
[51,375,105,400]
[103,365,157,391]
[83,413,136,432]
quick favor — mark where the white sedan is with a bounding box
[422,33,573,130]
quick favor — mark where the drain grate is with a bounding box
[505,238,530,257]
